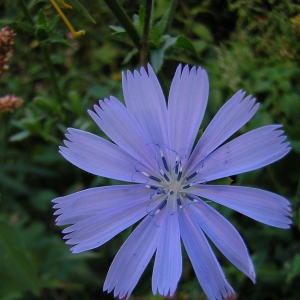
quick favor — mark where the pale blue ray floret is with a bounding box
[52,64,291,300]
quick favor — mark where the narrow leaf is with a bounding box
[67,0,96,24]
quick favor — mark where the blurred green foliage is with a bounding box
[0,0,300,299]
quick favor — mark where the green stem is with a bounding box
[164,0,178,33]
[103,0,141,50]
[39,44,63,103]
[140,0,153,68]
[17,0,63,104]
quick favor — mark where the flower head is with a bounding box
[0,26,16,76]
[0,94,23,114]
[53,65,291,299]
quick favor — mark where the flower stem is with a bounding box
[103,0,141,50]
[140,0,153,68]
[17,0,63,104]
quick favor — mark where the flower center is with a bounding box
[135,144,201,215]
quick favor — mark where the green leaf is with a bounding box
[290,140,300,155]
[9,131,31,142]
[122,48,139,64]
[175,36,198,57]
[0,173,31,195]
[48,14,61,31]
[192,23,214,42]
[150,35,198,72]
[286,254,300,283]
[151,11,169,42]
[47,32,73,48]
[150,47,164,73]
[34,95,62,114]
[67,0,96,24]
[17,22,35,35]
[37,9,48,28]
[0,222,40,295]
[138,5,145,29]
[110,25,125,33]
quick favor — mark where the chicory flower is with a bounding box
[53,65,291,299]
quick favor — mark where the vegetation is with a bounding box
[0,0,299,299]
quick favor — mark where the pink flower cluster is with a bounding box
[0,94,23,113]
[0,26,16,75]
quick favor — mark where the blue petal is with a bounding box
[52,185,157,253]
[60,128,150,183]
[197,125,290,182]
[168,65,209,165]
[187,91,258,174]
[89,97,157,173]
[189,200,255,282]
[190,185,291,228]
[179,206,234,300]
[152,195,182,296]
[122,65,168,152]
[104,215,163,299]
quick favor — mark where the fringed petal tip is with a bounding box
[152,288,176,298]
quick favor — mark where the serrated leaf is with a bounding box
[67,0,96,24]
[17,22,35,35]
[151,11,169,42]
[0,222,40,295]
[38,9,48,28]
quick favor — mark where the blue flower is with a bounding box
[53,65,291,299]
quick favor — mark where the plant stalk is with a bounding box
[103,0,141,50]
[17,0,63,104]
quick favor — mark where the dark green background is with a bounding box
[0,0,299,299]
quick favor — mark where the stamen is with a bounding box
[156,145,169,171]
[164,190,174,196]
[176,163,183,181]
[182,183,193,189]
[145,184,159,190]
[186,171,198,181]
[186,163,204,181]
[152,198,167,215]
[149,175,162,182]
[174,155,179,174]
[141,171,161,183]
[176,197,183,209]
[185,194,198,203]
[163,173,170,182]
